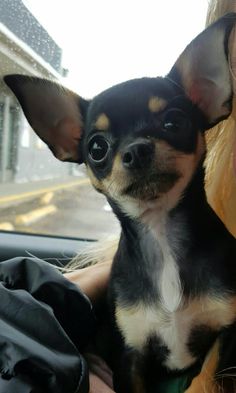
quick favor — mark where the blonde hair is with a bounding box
[205,0,236,237]
[206,0,236,24]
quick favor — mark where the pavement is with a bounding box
[0,175,90,230]
[0,175,90,207]
[0,175,120,238]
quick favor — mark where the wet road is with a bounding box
[0,182,120,240]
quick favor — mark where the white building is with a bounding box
[0,0,72,183]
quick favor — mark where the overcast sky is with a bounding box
[23,0,209,98]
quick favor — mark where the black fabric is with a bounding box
[0,257,95,393]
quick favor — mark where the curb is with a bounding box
[15,205,57,226]
[0,178,90,206]
[40,192,54,205]
[0,222,14,231]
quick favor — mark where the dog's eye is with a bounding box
[163,122,179,132]
[88,135,110,163]
[163,109,186,132]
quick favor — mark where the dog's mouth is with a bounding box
[122,172,180,201]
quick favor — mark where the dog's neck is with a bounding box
[111,164,223,308]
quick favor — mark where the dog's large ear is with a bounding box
[168,13,236,127]
[4,75,89,163]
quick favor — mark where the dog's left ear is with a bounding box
[4,75,89,163]
[168,13,236,127]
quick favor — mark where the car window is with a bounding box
[0,0,208,240]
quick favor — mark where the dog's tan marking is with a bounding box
[86,167,104,192]
[95,113,110,131]
[102,153,127,197]
[184,296,236,330]
[158,133,205,207]
[148,96,167,113]
[115,295,236,371]
[135,133,206,218]
[87,153,126,196]
[184,340,220,393]
[100,153,150,218]
[107,153,123,179]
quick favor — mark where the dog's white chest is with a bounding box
[156,234,182,313]
[116,302,194,370]
[115,215,236,370]
[115,296,236,370]
[142,212,183,313]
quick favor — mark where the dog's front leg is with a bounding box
[113,350,146,393]
[185,322,236,393]
[184,340,220,393]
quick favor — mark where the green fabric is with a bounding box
[156,365,200,393]
[157,375,191,393]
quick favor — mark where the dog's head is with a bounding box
[4,14,236,218]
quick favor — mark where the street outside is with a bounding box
[0,180,120,240]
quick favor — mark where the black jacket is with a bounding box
[0,257,96,393]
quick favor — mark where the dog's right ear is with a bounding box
[4,75,89,163]
[168,13,236,127]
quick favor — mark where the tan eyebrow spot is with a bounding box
[95,113,110,131]
[148,97,167,113]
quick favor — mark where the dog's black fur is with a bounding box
[4,13,236,392]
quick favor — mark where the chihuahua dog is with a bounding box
[4,13,236,393]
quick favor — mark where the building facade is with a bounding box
[0,0,73,183]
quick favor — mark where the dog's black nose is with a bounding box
[122,141,154,170]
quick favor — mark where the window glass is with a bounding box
[0,0,208,239]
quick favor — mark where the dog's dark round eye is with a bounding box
[88,135,110,163]
[163,122,179,132]
[163,109,186,133]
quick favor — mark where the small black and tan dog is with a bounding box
[4,13,236,393]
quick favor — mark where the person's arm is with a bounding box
[64,262,115,393]
[64,261,112,303]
